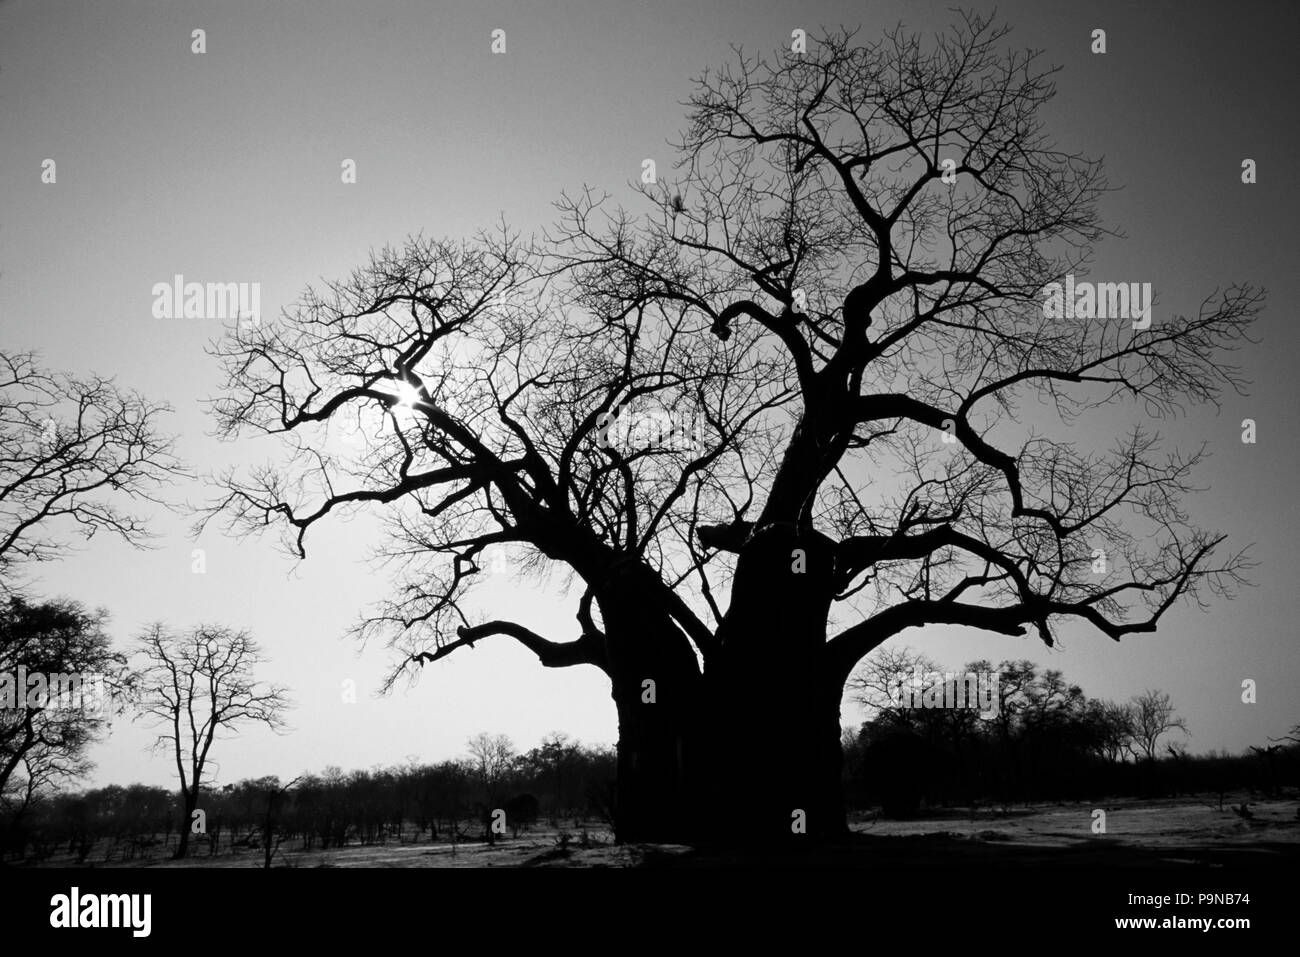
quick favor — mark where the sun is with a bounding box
[382,373,425,412]
[394,380,422,410]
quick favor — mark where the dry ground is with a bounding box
[62,792,1298,868]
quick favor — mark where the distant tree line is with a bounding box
[1,732,616,865]
[843,648,1298,816]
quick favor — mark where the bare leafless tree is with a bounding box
[550,15,1257,835]
[1130,688,1188,761]
[0,350,182,593]
[1091,699,1137,763]
[847,645,940,716]
[135,624,290,858]
[205,16,1260,841]
[466,731,515,798]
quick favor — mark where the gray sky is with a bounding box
[2,0,1297,788]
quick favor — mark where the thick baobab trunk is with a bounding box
[702,523,848,842]
[597,565,702,843]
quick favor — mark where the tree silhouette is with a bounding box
[466,731,515,804]
[1085,698,1137,763]
[135,624,290,858]
[0,350,181,593]
[0,596,131,832]
[848,645,941,717]
[206,15,1259,841]
[1130,688,1188,761]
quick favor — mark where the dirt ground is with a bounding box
[105,793,1299,868]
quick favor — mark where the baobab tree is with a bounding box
[135,624,290,857]
[205,16,1259,841]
